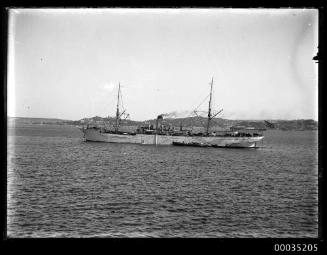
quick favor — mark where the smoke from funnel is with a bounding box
[158,110,194,119]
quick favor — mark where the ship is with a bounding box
[81,78,264,148]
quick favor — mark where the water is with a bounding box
[7,123,318,237]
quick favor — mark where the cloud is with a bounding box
[103,82,115,91]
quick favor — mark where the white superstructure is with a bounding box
[81,128,263,147]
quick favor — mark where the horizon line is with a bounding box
[7,115,319,122]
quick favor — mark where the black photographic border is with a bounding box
[0,1,325,254]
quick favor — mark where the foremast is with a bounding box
[115,82,121,133]
[206,77,214,135]
[205,77,223,135]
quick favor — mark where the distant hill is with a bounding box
[8,116,317,131]
[8,117,71,125]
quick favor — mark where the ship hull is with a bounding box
[81,128,263,148]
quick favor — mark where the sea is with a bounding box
[7,123,318,238]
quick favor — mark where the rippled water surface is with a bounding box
[7,124,318,237]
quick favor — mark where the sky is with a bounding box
[7,8,318,121]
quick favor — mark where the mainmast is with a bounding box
[115,82,121,133]
[206,77,214,135]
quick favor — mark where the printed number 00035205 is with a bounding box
[274,244,318,252]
